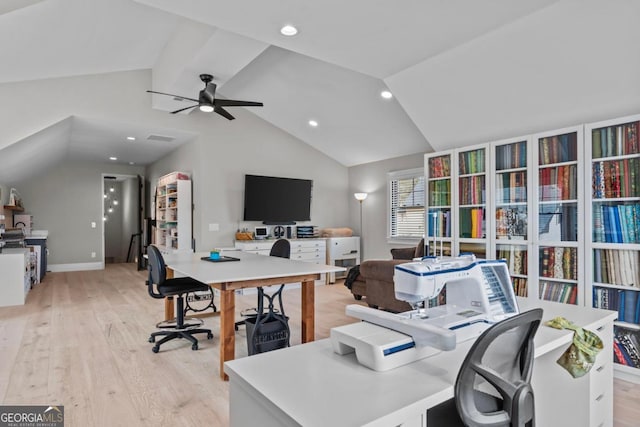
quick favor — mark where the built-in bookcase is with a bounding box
[585,114,640,382]
[425,151,453,256]
[491,137,532,298]
[456,144,489,259]
[532,126,584,306]
[154,171,192,254]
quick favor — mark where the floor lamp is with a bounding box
[354,192,368,260]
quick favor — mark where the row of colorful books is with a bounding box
[459,208,485,239]
[538,132,578,166]
[495,141,527,170]
[592,121,639,159]
[538,281,577,304]
[592,287,640,324]
[427,210,451,238]
[428,180,451,207]
[511,277,528,297]
[539,164,578,201]
[592,158,640,199]
[497,246,528,275]
[495,206,528,239]
[539,246,577,281]
[593,249,640,287]
[459,175,485,205]
[614,328,640,368]
[592,203,640,243]
[458,149,485,175]
[496,171,527,203]
[428,155,451,179]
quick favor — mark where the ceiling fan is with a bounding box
[147,73,263,120]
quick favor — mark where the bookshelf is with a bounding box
[425,151,453,256]
[154,172,192,254]
[532,125,584,306]
[455,144,489,259]
[491,137,532,298]
[585,114,640,382]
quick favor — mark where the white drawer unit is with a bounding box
[235,239,328,286]
[326,236,360,283]
[0,248,31,307]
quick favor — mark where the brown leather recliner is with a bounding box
[355,239,425,313]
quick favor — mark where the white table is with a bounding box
[163,250,344,380]
[224,299,617,426]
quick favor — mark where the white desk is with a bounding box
[224,299,616,427]
[163,250,344,380]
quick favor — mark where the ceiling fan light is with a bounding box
[199,105,214,113]
[380,90,393,99]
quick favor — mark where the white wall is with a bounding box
[13,159,144,266]
[348,152,426,260]
[146,106,350,251]
[0,69,350,265]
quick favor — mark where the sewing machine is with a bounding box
[330,255,519,371]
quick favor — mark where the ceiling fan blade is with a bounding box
[215,99,264,107]
[147,90,199,103]
[214,106,235,120]
[170,105,198,114]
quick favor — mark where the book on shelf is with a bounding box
[593,249,640,288]
[615,329,640,367]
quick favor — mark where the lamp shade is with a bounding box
[354,192,368,201]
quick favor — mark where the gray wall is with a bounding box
[348,152,427,260]
[146,107,350,251]
[13,160,144,265]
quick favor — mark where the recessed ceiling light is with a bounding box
[129,162,135,165]
[380,90,393,99]
[126,136,136,141]
[308,120,318,127]
[199,105,214,113]
[109,156,117,161]
[280,25,298,36]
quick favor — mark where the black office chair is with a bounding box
[235,238,291,331]
[146,244,213,353]
[427,308,543,427]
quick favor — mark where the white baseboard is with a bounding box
[48,262,104,272]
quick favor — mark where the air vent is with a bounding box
[146,134,175,143]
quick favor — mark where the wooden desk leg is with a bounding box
[301,279,315,343]
[164,267,175,321]
[219,288,235,381]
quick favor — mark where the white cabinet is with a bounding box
[235,239,328,286]
[325,236,360,283]
[0,248,31,307]
[154,172,192,254]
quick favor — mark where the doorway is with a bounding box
[103,174,144,265]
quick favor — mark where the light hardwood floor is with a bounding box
[0,263,638,426]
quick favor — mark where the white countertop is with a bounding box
[25,230,48,239]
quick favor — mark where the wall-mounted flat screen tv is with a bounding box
[243,174,313,224]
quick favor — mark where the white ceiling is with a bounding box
[1,0,639,172]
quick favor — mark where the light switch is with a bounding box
[209,223,219,232]
[91,221,96,228]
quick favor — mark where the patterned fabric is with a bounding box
[545,316,604,378]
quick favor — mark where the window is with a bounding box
[388,168,425,239]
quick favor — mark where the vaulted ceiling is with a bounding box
[1,0,639,174]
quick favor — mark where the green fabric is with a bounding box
[545,316,603,378]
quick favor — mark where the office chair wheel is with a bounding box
[192,343,198,351]
[152,345,160,353]
[207,332,213,339]
[148,336,155,343]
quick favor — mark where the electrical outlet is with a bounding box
[209,223,219,232]
[91,221,96,228]
[91,252,96,258]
